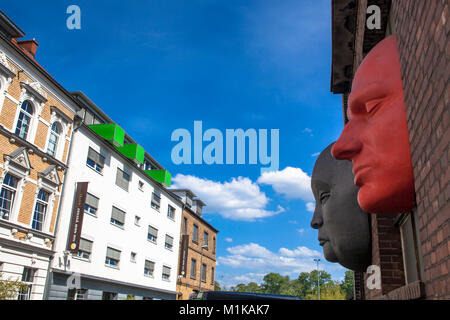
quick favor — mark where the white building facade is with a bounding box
[46,93,183,300]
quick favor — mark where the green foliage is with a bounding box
[214,281,222,291]
[0,272,27,300]
[340,270,354,299]
[228,269,353,300]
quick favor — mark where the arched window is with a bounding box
[15,100,34,139]
[32,189,50,231]
[47,122,61,157]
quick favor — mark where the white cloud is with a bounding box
[218,242,321,277]
[311,152,320,157]
[278,246,320,258]
[306,202,315,212]
[171,174,284,221]
[225,238,233,243]
[297,228,305,234]
[302,128,312,133]
[257,167,314,201]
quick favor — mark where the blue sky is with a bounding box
[4,0,346,287]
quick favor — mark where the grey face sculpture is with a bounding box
[310,143,371,272]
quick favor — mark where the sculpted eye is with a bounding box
[320,192,330,204]
[366,98,384,114]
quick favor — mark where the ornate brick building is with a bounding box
[0,10,79,299]
[331,0,448,299]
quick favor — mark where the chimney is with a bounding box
[17,38,39,58]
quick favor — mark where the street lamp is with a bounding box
[313,258,321,300]
[199,244,208,293]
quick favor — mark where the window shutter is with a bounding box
[106,247,121,260]
[145,260,155,271]
[163,266,171,275]
[148,226,158,238]
[85,193,99,209]
[111,207,126,224]
[152,192,161,205]
[79,238,93,253]
[165,235,173,246]
[88,148,105,167]
[115,168,130,191]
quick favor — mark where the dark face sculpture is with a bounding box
[331,35,415,214]
[310,143,371,272]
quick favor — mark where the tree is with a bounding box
[260,273,290,294]
[340,270,354,299]
[214,281,222,291]
[291,272,313,298]
[0,272,27,300]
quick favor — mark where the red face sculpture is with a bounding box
[331,35,415,214]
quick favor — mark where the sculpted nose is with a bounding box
[331,123,362,160]
[310,207,323,229]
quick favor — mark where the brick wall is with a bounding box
[176,208,218,299]
[391,0,449,300]
[348,0,449,300]
[0,53,74,237]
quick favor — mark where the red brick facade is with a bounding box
[333,0,449,300]
[391,0,449,300]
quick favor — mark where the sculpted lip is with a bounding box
[353,164,372,186]
[319,239,328,246]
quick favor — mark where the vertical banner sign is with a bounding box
[179,234,189,276]
[67,182,89,253]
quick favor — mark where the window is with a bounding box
[32,189,50,231]
[193,224,199,243]
[213,237,216,254]
[203,231,209,248]
[102,292,117,300]
[138,180,144,191]
[105,247,121,268]
[134,215,141,226]
[165,234,174,250]
[86,147,105,173]
[167,205,175,220]
[110,206,126,228]
[15,100,33,140]
[211,267,215,285]
[186,194,193,208]
[151,192,160,211]
[162,266,171,281]
[130,252,136,263]
[47,122,60,157]
[84,193,99,216]
[17,267,35,300]
[148,225,158,243]
[201,263,207,283]
[0,173,18,220]
[115,168,130,192]
[144,260,155,277]
[67,288,87,300]
[77,238,93,260]
[399,212,424,284]
[183,217,188,234]
[190,258,197,279]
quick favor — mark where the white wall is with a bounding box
[51,126,182,295]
